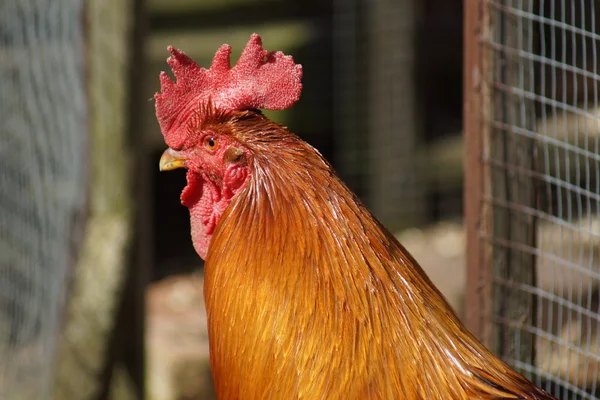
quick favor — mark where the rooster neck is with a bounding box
[202,128,555,400]
[207,134,443,324]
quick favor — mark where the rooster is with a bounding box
[156,34,556,399]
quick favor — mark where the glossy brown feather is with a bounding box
[203,111,556,399]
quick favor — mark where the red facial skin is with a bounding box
[172,132,250,259]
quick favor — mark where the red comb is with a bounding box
[155,33,303,149]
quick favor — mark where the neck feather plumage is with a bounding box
[202,118,554,400]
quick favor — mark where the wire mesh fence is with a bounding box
[0,0,137,399]
[0,0,88,397]
[465,0,600,398]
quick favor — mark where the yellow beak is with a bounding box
[159,148,188,171]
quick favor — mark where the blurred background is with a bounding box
[0,0,599,399]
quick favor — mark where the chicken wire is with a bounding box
[465,0,600,399]
[333,0,426,232]
[0,0,87,398]
[0,0,136,399]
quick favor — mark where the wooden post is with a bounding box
[99,0,149,397]
[464,0,493,346]
[464,2,538,371]
[118,0,149,394]
[490,0,538,373]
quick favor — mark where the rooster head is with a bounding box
[155,34,303,258]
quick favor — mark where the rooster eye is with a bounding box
[206,137,218,150]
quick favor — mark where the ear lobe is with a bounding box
[223,146,246,164]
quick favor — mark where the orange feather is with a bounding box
[202,110,556,399]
